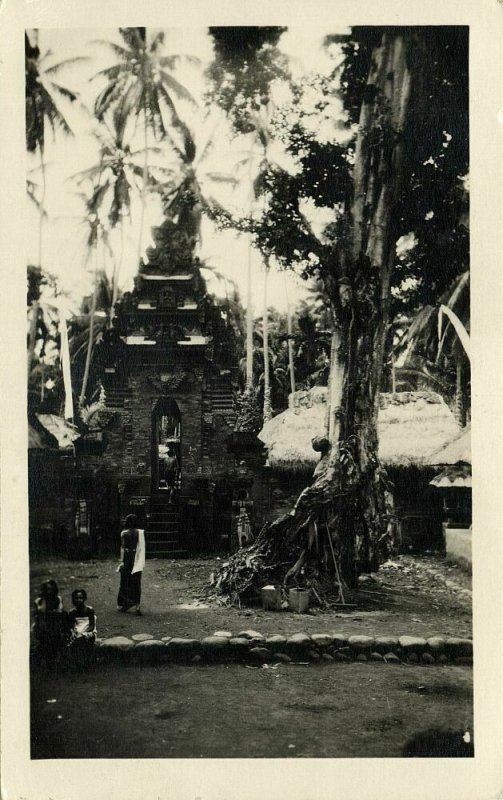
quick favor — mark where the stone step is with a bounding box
[146,549,188,559]
[146,539,182,549]
[147,511,179,521]
[145,528,180,544]
[147,519,180,531]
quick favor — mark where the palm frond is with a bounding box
[49,81,79,103]
[26,179,48,216]
[118,27,145,52]
[159,54,201,69]
[204,171,238,185]
[158,70,197,106]
[44,56,89,75]
[395,367,448,391]
[90,40,132,60]
[90,63,124,83]
[149,31,165,52]
[437,305,470,362]
[67,164,105,185]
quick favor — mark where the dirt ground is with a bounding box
[30,553,473,760]
[29,553,472,641]
[31,661,473,759]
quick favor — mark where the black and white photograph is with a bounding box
[1,1,503,797]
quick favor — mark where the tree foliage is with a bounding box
[208,26,469,601]
[207,27,288,133]
[25,31,83,154]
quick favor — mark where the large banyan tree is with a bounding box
[207,26,469,601]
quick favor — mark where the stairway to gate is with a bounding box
[209,376,235,412]
[145,494,188,558]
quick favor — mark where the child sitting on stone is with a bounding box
[67,589,97,666]
[31,579,70,670]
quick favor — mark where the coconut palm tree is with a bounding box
[70,112,173,323]
[261,258,273,421]
[25,29,84,377]
[91,27,198,268]
[73,186,112,405]
[284,274,296,397]
[154,113,238,248]
[232,101,280,415]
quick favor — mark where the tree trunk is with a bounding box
[136,109,149,269]
[245,151,255,391]
[285,276,296,396]
[262,260,272,422]
[326,326,344,441]
[455,355,468,428]
[213,31,412,603]
[110,220,124,326]
[245,234,254,390]
[27,146,46,380]
[79,240,99,406]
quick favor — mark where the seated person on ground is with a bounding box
[67,589,97,662]
[32,579,70,668]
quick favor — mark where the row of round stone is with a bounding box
[95,630,473,665]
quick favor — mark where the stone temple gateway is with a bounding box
[71,219,264,557]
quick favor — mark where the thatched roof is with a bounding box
[258,388,460,472]
[429,425,471,466]
[430,463,471,488]
[36,414,80,451]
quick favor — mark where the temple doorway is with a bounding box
[152,399,181,497]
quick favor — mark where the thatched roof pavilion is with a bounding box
[429,426,471,489]
[258,388,460,473]
[429,426,471,466]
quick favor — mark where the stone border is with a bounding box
[95,630,473,667]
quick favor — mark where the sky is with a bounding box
[27,26,348,317]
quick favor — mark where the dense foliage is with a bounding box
[207,27,288,133]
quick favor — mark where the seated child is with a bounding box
[67,589,97,666]
[32,579,70,670]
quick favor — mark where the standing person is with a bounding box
[67,589,97,667]
[31,579,70,670]
[116,514,145,615]
[163,443,179,503]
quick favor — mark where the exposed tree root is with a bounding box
[210,454,397,606]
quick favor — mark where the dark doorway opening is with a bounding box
[152,399,181,500]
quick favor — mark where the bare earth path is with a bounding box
[30,553,473,760]
[31,662,472,759]
[29,553,472,641]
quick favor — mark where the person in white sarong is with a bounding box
[117,514,145,615]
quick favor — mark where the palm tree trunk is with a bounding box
[262,260,272,422]
[245,236,254,390]
[245,150,255,391]
[80,238,99,405]
[27,146,46,380]
[136,108,149,268]
[110,220,124,326]
[284,276,296,396]
[38,147,46,269]
[455,356,468,427]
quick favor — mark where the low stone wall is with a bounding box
[95,629,473,667]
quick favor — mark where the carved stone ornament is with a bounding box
[159,287,177,309]
[147,372,187,393]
